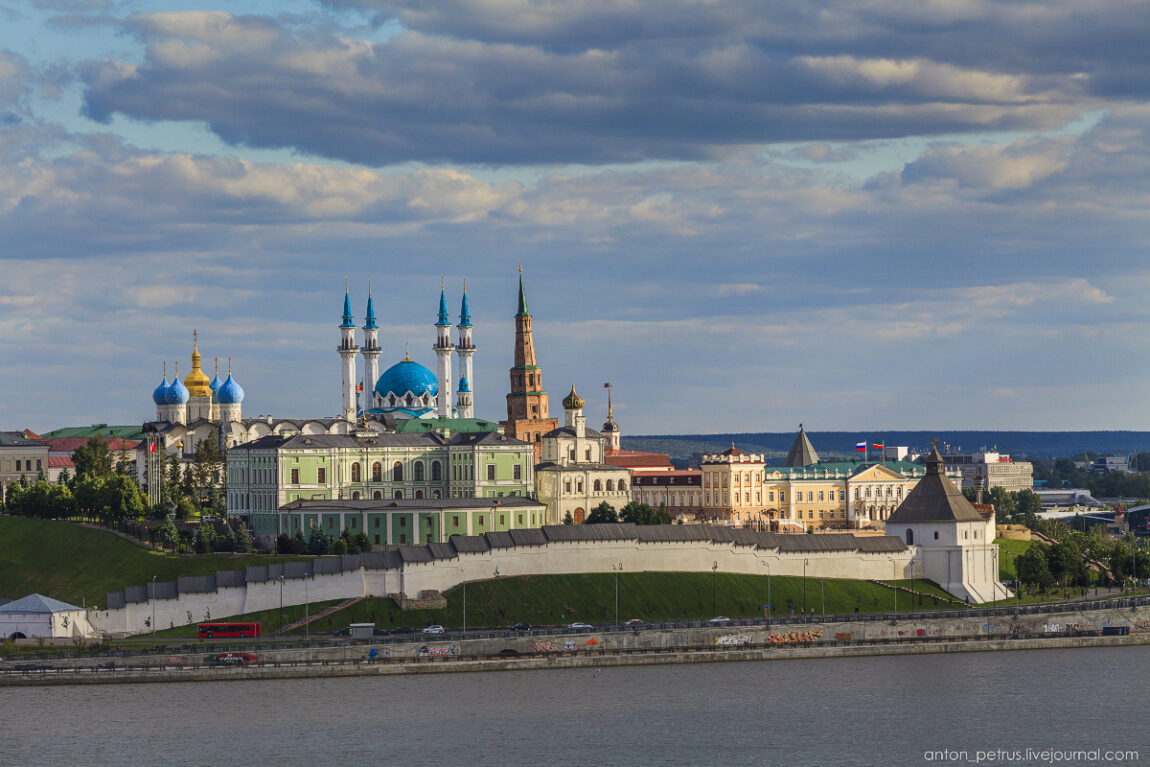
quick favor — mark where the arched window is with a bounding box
[394,490,403,499]
[393,461,403,481]
[414,462,425,481]
[906,528,914,545]
[606,479,614,491]
[415,489,424,499]
[619,479,627,491]
[352,491,361,500]
[593,480,602,492]
[431,461,442,481]
[432,490,441,499]
[372,462,382,482]
[373,491,382,500]
[351,462,361,482]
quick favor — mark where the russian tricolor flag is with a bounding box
[855,442,866,452]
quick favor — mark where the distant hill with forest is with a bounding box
[620,431,1150,465]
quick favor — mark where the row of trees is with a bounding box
[1013,523,1150,590]
[275,527,371,556]
[574,501,672,525]
[1032,455,1150,499]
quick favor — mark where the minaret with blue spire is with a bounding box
[433,277,455,418]
[338,280,359,421]
[456,280,476,418]
[361,282,381,413]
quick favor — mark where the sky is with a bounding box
[1,0,1148,436]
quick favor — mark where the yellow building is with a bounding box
[700,445,953,532]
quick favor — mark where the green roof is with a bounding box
[394,417,504,434]
[40,424,145,440]
[764,460,926,480]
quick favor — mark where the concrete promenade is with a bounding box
[5,606,1148,686]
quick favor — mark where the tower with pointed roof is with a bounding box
[361,284,381,414]
[501,267,557,462]
[886,444,1010,603]
[433,280,455,418]
[455,282,476,419]
[601,381,620,451]
[338,285,359,422]
[783,424,820,467]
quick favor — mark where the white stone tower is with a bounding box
[338,285,359,421]
[434,281,455,418]
[455,282,476,418]
[361,284,381,412]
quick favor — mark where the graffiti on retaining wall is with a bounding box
[532,640,557,653]
[767,630,822,644]
[714,633,752,647]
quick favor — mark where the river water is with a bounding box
[2,646,1146,767]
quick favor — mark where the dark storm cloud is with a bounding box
[74,1,1130,166]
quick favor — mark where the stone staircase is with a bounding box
[273,596,365,635]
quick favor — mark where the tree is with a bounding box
[234,522,254,553]
[619,501,671,525]
[72,435,113,481]
[193,520,216,554]
[307,525,332,555]
[1048,539,1088,587]
[1015,545,1054,590]
[563,511,574,525]
[584,502,618,524]
[156,516,180,550]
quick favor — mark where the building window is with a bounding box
[780,491,786,503]
[432,461,442,481]
[487,464,496,481]
[577,481,583,492]
[351,462,361,482]
[452,516,459,526]
[372,462,382,482]
[414,461,425,481]
[290,468,299,484]
[399,534,407,544]
[585,448,591,461]
[565,481,572,493]
[373,491,382,500]
[433,490,441,499]
[513,464,522,480]
[619,479,627,490]
[374,535,380,544]
[594,480,602,492]
[394,490,403,499]
[499,514,505,525]
[606,479,614,491]
[327,518,333,528]
[393,461,403,482]
[400,517,406,527]
[374,518,380,528]
[352,491,360,500]
[415,490,424,499]
[317,467,326,483]
[818,491,824,501]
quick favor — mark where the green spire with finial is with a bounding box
[516,261,529,317]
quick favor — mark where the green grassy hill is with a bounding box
[0,515,306,607]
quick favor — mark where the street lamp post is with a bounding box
[712,561,718,615]
[151,575,157,643]
[461,568,467,634]
[821,578,825,621]
[278,574,285,631]
[888,557,897,619]
[760,560,771,629]
[803,558,809,617]
[612,563,622,625]
[493,567,500,625]
[304,571,310,639]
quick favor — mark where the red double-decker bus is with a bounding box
[197,622,261,639]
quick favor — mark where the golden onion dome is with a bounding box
[562,385,585,410]
[183,331,213,398]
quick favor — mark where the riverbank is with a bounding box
[4,630,1147,686]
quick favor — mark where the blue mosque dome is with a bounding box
[152,377,170,405]
[165,377,190,405]
[375,357,439,401]
[217,373,244,405]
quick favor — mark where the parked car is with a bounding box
[567,622,593,630]
[335,627,352,636]
[390,626,414,635]
[708,616,732,625]
[421,625,445,634]
[512,622,533,631]
[624,618,646,628]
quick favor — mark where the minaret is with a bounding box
[602,381,621,451]
[361,283,381,413]
[338,283,359,421]
[502,265,557,461]
[434,279,455,418]
[455,281,476,418]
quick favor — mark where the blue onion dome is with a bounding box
[166,377,190,405]
[152,377,170,405]
[217,373,245,404]
[375,356,439,400]
[209,372,223,401]
[458,375,471,393]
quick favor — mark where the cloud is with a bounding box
[73,3,1133,166]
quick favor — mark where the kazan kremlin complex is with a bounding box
[6,271,1013,638]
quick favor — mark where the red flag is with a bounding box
[150,440,157,453]
[356,383,364,392]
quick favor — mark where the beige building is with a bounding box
[941,450,1033,493]
[536,387,631,524]
[0,431,52,500]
